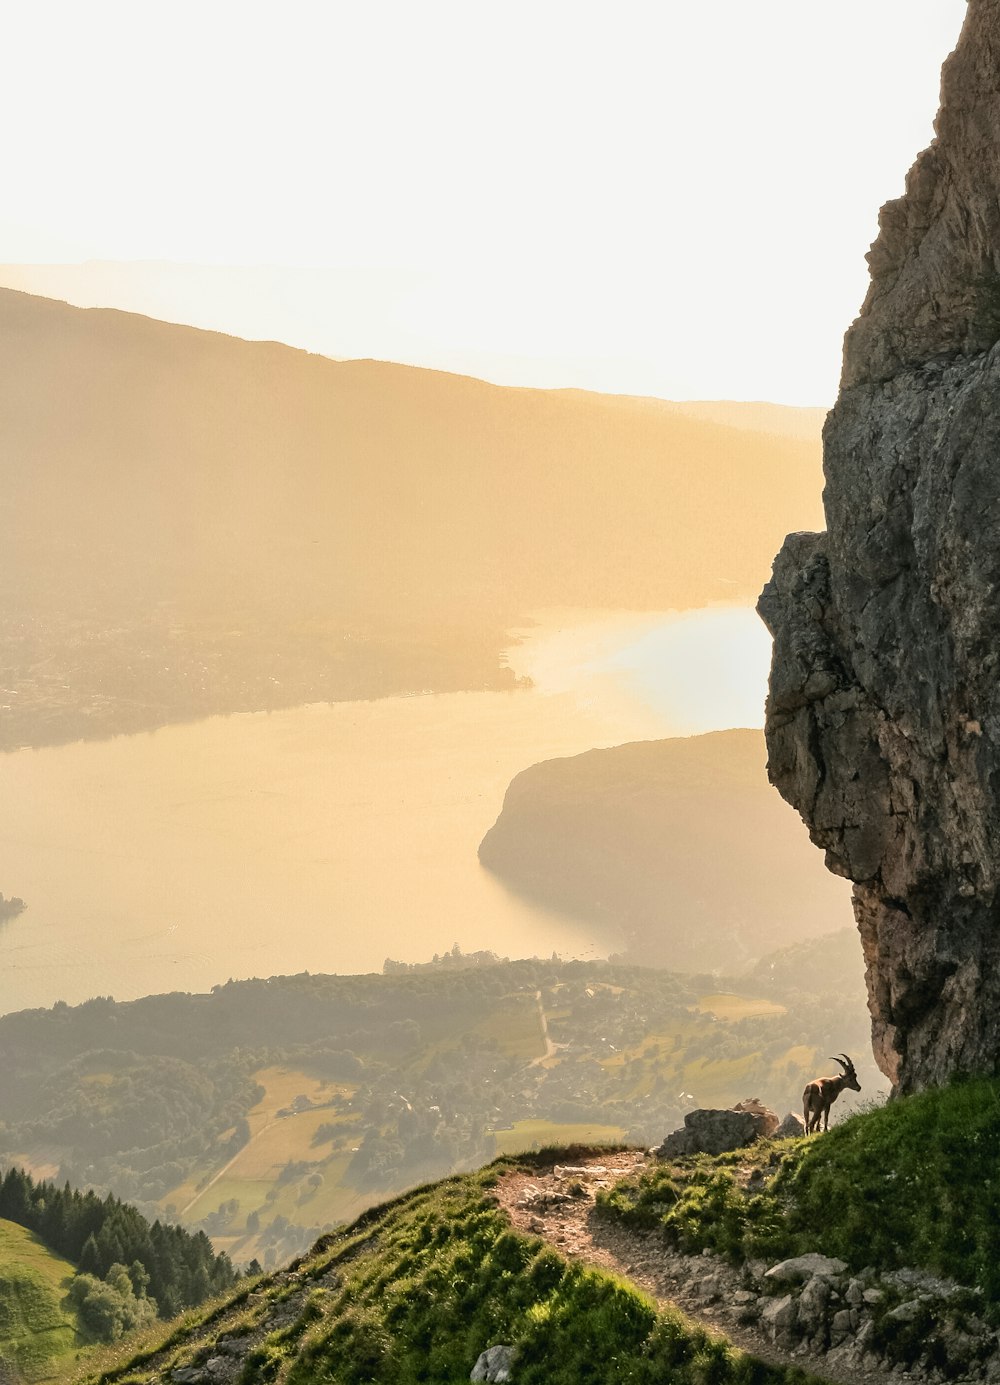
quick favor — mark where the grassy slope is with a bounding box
[598,1077,1000,1300]
[0,1219,83,1380]
[85,1160,821,1385]
[73,1084,1000,1384]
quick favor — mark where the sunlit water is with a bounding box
[0,606,770,1014]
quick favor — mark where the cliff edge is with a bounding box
[759,0,1000,1093]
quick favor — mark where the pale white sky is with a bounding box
[0,1,968,404]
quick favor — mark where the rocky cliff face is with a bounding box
[759,0,1000,1093]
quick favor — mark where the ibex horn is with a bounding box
[829,1056,849,1071]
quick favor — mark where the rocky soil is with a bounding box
[496,1153,999,1385]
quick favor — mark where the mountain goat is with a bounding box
[802,1054,860,1133]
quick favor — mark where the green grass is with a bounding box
[492,1121,625,1155]
[269,1166,821,1385]
[84,1160,823,1385]
[0,1218,85,1380]
[695,994,787,1021]
[598,1076,1000,1303]
[775,1078,1000,1295]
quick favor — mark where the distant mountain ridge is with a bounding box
[0,288,824,745]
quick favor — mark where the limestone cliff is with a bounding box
[759,0,1000,1092]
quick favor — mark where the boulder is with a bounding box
[830,1308,855,1347]
[471,1345,516,1383]
[760,1293,798,1342]
[764,1253,847,1285]
[796,1275,832,1343]
[775,1111,805,1139]
[731,1098,779,1137]
[655,1108,758,1157]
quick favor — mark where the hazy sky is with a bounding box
[1,1,967,404]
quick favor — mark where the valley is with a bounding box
[0,944,879,1271]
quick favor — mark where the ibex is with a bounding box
[802,1054,860,1133]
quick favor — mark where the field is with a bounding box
[0,1218,83,1380]
[492,1120,626,1154]
[163,1065,369,1264]
[162,996,551,1266]
[695,993,787,1021]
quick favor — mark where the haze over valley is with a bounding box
[0,290,842,1013]
[0,289,824,750]
[3,6,981,1376]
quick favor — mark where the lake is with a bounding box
[0,605,771,1014]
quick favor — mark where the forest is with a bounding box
[0,1165,236,1331]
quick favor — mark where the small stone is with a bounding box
[856,1320,877,1350]
[761,1294,798,1341]
[863,1287,886,1306]
[830,1308,854,1345]
[886,1299,925,1324]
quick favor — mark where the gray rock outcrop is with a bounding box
[731,1097,780,1137]
[759,0,1000,1092]
[655,1106,760,1157]
[764,1254,848,1286]
[471,1345,516,1382]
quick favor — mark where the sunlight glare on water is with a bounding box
[507,606,770,733]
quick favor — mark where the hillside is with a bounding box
[76,1159,820,1385]
[0,950,878,1269]
[0,1218,81,1381]
[83,1081,1000,1385]
[479,731,852,970]
[0,288,825,747]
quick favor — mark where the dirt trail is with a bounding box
[495,1152,896,1385]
